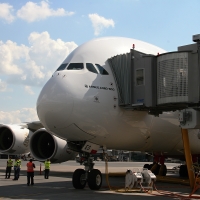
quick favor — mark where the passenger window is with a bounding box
[56,63,68,71]
[136,69,144,85]
[95,64,109,75]
[86,63,98,74]
[67,63,84,70]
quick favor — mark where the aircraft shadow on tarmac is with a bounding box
[1,168,198,200]
[0,171,169,200]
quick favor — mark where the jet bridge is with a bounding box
[108,36,200,116]
[108,34,200,188]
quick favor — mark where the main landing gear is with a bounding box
[143,154,196,178]
[143,155,167,176]
[72,152,102,190]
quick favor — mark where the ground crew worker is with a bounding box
[17,157,21,179]
[44,159,51,179]
[5,156,13,179]
[13,158,19,180]
[27,159,35,186]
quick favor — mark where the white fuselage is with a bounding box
[36,37,200,156]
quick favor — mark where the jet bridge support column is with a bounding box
[179,109,200,187]
[181,128,195,188]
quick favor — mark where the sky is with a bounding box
[0,0,200,124]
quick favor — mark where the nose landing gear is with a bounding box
[72,152,102,190]
[88,169,102,190]
[72,169,87,189]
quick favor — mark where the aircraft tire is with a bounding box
[179,165,188,177]
[72,169,87,189]
[158,164,167,176]
[143,164,150,170]
[88,169,102,190]
[150,163,160,175]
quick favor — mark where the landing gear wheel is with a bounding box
[179,165,188,177]
[143,164,150,170]
[150,163,160,175]
[72,169,87,189]
[88,169,102,190]
[158,164,167,176]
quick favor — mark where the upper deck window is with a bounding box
[95,64,109,75]
[56,63,68,71]
[86,63,98,74]
[67,63,84,70]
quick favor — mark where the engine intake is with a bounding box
[0,127,13,151]
[0,124,32,154]
[30,128,77,163]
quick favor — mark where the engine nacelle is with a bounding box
[30,128,77,163]
[0,124,33,154]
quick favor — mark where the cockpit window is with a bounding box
[86,63,98,74]
[56,63,68,71]
[67,63,84,70]
[95,64,109,75]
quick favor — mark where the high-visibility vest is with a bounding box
[44,161,51,169]
[17,159,21,168]
[27,162,34,172]
[14,161,18,167]
[7,159,13,167]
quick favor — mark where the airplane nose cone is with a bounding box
[37,76,74,130]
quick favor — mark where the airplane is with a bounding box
[0,37,200,190]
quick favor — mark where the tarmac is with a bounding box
[0,160,200,200]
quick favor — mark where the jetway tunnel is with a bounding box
[108,38,200,116]
[107,34,200,188]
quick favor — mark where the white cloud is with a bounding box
[0,31,78,86]
[0,79,7,92]
[88,13,115,36]
[24,86,34,95]
[0,3,15,23]
[0,108,38,124]
[17,1,74,22]
[0,40,27,75]
[21,75,27,80]
[28,31,77,69]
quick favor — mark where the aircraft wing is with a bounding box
[25,121,44,132]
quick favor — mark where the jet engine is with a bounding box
[0,124,32,154]
[30,128,77,163]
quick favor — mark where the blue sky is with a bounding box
[0,0,200,123]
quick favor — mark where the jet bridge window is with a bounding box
[95,64,109,75]
[67,63,84,70]
[136,69,144,85]
[56,63,68,71]
[86,63,98,74]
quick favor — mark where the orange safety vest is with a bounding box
[27,162,34,172]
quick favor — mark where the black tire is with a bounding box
[72,169,86,189]
[149,163,154,169]
[179,165,188,177]
[158,164,167,176]
[143,164,150,170]
[150,163,160,175]
[88,169,102,190]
